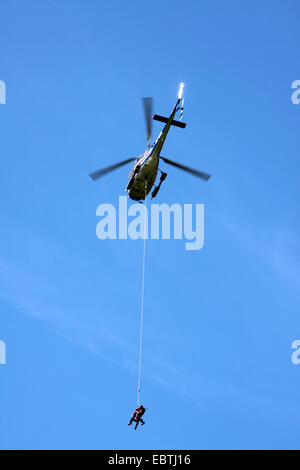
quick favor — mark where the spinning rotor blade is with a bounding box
[89,158,136,181]
[142,97,153,147]
[160,157,211,181]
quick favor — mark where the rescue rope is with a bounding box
[137,184,147,406]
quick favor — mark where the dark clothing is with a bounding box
[128,411,138,426]
[137,406,145,417]
[128,407,146,429]
[128,417,137,426]
[135,418,145,429]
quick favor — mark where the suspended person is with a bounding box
[128,405,146,429]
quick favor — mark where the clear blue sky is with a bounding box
[1,0,300,450]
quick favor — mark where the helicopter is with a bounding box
[89,83,211,201]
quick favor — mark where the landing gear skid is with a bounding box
[151,171,167,199]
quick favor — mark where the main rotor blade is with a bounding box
[142,97,153,147]
[160,157,211,181]
[89,158,136,181]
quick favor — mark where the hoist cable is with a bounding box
[137,184,147,406]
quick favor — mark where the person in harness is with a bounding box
[128,405,146,429]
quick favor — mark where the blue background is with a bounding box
[0,0,300,450]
